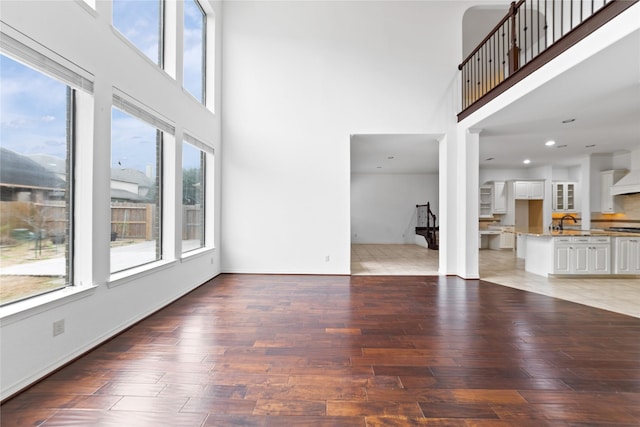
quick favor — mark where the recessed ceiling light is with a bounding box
[376,166,382,168]
[387,156,395,159]
[557,144,568,148]
[585,144,596,148]
[485,157,494,161]
[545,140,556,146]
[562,118,576,123]
[523,159,531,164]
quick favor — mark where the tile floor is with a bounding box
[351,244,640,318]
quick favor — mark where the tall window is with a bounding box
[113,0,163,66]
[110,107,162,273]
[182,141,205,253]
[0,54,73,305]
[183,0,206,103]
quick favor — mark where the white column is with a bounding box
[457,127,480,279]
[438,134,456,275]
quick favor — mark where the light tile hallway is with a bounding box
[351,244,640,318]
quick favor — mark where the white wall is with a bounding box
[221,0,483,274]
[351,173,438,244]
[0,0,222,400]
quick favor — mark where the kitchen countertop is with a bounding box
[515,229,640,237]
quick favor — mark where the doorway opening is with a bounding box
[350,133,440,275]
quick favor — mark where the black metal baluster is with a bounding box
[544,0,548,49]
[536,0,539,55]
[552,0,556,43]
[560,0,563,39]
[570,0,574,31]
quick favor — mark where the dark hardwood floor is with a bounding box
[2,274,640,426]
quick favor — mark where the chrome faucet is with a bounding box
[559,215,577,231]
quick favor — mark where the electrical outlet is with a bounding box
[53,319,65,336]
[325,255,330,262]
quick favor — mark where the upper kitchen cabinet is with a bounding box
[514,180,544,200]
[491,181,507,214]
[484,181,507,214]
[601,170,627,213]
[479,185,493,218]
[552,182,577,212]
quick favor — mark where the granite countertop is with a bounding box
[515,229,640,237]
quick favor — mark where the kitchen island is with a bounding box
[517,229,640,277]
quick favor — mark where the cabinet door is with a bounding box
[616,238,631,274]
[514,182,529,199]
[631,240,640,274]
[617,238,640,274]
[566,183,575,210]
[554,245,571,273]
[591,245,610,274]
[492,181,507,214]
[529,181,545,199]
[554,183,564,211]
[499,232,514,249]
[573,245,589,273]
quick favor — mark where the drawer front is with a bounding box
[588,236,610,244]
[571,237,590,243]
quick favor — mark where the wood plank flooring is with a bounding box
[2,274,640,426]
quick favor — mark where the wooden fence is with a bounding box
[0,201,67,238]
[1,201,202,241]
[111,203,155,240]
[183,205,203,240]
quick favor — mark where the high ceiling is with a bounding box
[351,16,640,175]
[477,27,640,170]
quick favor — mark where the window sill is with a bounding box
[108,259,177,289]
[0,284,98,326]
[181,246,215,262]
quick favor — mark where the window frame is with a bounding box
[111,0,165,68]
[181,141,206,254]
[183,0,207,103]
[109,90,174,275]
[0,52,81,305]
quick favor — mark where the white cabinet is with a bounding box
[479,186,493,218]
[554,237,572,273]
[615,237,640,274]
[601,170,626,213]
[492,181,507,214]
[514,180,544,200]
[552,182,576,212]
[487,227,514,249]
[554,236,611,275]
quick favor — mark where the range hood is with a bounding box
[610,170,640,195]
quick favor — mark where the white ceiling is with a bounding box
[351,21,640,175]
[350,134,441,174]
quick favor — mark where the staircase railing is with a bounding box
[458,0,635,119]
[416,203,438,250]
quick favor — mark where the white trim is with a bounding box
[112,88,175,135]
[183,131,215,154]
[0,22,94,93]
[108,259,177,288]
[0,284,98,326]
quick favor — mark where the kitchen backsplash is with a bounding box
[592,192,640,228]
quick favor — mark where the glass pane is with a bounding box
[113,0,162,65]
[182,143,205,253]
[111,108,161,273]
[0,55,70,304]
[183,0,205,102]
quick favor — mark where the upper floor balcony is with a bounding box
[458,0,638,121]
